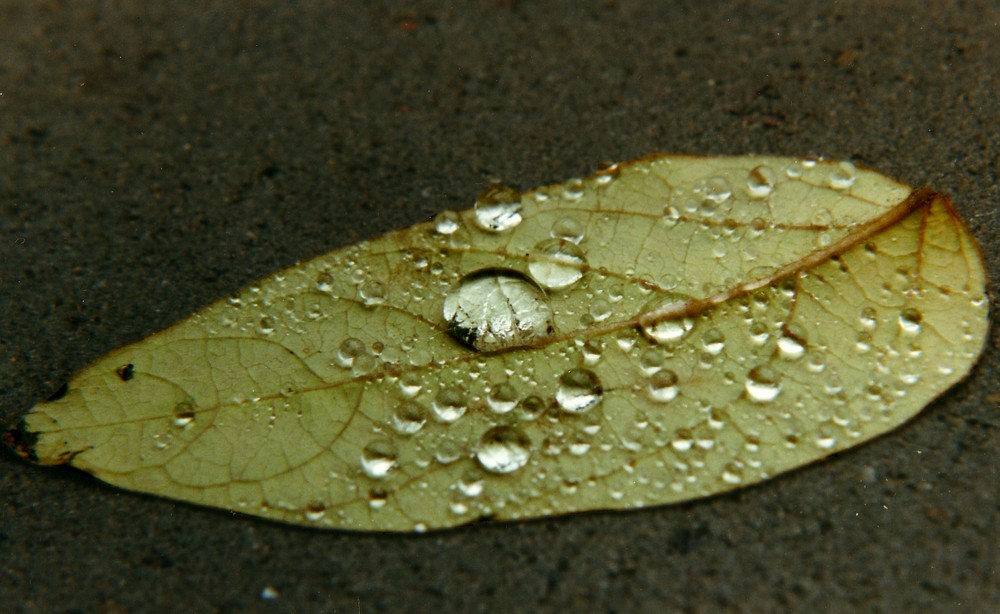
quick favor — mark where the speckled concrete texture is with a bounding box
[1,1,997,612]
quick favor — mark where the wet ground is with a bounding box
[1,2,997,612]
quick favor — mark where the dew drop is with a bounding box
[556,368,603,413]
[335,338,367,367]
[747,165,776,198]
[432,386,467,422]
[589,298,613,322]
[748,321,770,345]
[648,370,679,403]
[358,280,387,306]
[433,210,461,235]
[828,161,857,190]
[397,371,422,397]
[562,178,585,200]
[172,402,196,428]
[392,401,426,435]
[361,438,398,479]
[638,347,666,375]
[550,216,585,243]
[367,488,388,509]
[257,315,275,336]
[701,327,726,355]
[473,185,522,232]
[458,469,485,497]
[639,294,695,344]
[528,239,588,290]
[702,176,732,204]
[443,269,553,352]
[859,307,878,330]
[315,271,335,292]
[476,426,531,474]
[777,331,806,360]
[487,382,519,413]
[745,366,782,402]
[518,395,546,421]
[898,308,923,335]
[352,353,378,377]
[786,161,803,178]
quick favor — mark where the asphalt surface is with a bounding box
[1,2,997,612]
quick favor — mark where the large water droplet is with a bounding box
[432,386,467,422]
[443,269,554,352]
[476,426,531,474]
[745,366,782,402]
[473,185,522,232]
[747,165,776,198]
[528,239,588,290]
[361,438,398,479]
[556,368,603,413]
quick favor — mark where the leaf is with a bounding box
[2,155,989,532]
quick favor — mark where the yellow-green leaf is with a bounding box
[2,155,989,532]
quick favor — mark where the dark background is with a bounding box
[1,1,997,612]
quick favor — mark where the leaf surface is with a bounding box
[3,155,989,532]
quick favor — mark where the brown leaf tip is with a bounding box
[2,418,39,463]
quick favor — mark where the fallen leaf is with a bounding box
[2,155,989,532]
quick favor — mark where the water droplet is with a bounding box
[581,339,603,365]
[701,328,726,355]
[777,331,806,360]
[172,401,196,428]
[487,382,519,413]
[434,210,461,235]
[476,426,531,474]
[648,370,679,403]
[860,307,878,330]
[551,216,585,244]
[257,315,275,336]
[898,308,923,335]
[855,332,872,354]
[748,321,770,345]
[528,239,587,290]
[702,176,732,204]
[721,464,743,484]
[747,165,776,198]
[589,298,613,322]
[443,269,554,352]
[639,294,695,344]
[458,469,485,496]
[367,488,388,509]
[304,501,327,521]
[806,350,827,373]
[473,185,522,232]
[638,348,666,375]
[392,401,426,435]
[432,386,467,422]
[828,161,857,190]
[398,372,422,397]
[562,178,585,200]
[361,438,398,479]
[785,161,803,178]
[352,353,378,376]
[745,366,782,402]
[358,280,386,306]
[315,271,335,292]
[518,395,546,421]
[815,425,837,449]
[556,368,603,413]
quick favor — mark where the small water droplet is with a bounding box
[432,386,468,422]
[458,469,485,497]
[639,294,695,344]
[747,165,776,198]
[367,488,388,509]
[392,401,427,435]
[860,307,878,330]
[828,161,857,190]
[518,395,546,421]
[315,271,335,292]
[806,350,827,373]
[304,501,327,521]
[257,315,275,336]
[701,327,726,355]
[443,269,554,352]
[745,366,782,402]
[648,370,679,403]
[855,332,872,354]
[476,426,531,474]
[589,298,613,322]
[473,185,522,232]
[786,161,803,178]
[487,382,519,413]
[358,280,387,306]
[556,368,603,413]
[702,176,732,204]
[361,438,398,479]
[748,321,770,345]
[898,308,923,335]
[638,347,666,375]
[528,239,588,290]
[398,371,422,397]
[551,216,585,243]
[562,178,585,200]
[172,401,196,428]
[777,331,805,360]
[434,210,461,234]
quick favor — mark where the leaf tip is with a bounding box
[2,417,39,463]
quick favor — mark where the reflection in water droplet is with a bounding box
[473,185,522,232]
[551,216,585,243]
[361,439,398,478]
[487,382,519,413]
[443,269,553,352]
[434,210,461,235]
[476,426,531,474]
[747,165,776,198]
[648,370,679,403]
[432,386,467,422]
[745,366,782,402]
[828,161,857,190]
[528,239,588,290]
[392,401,426,435]
[556,368,603,413]
[899,308,923,335]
